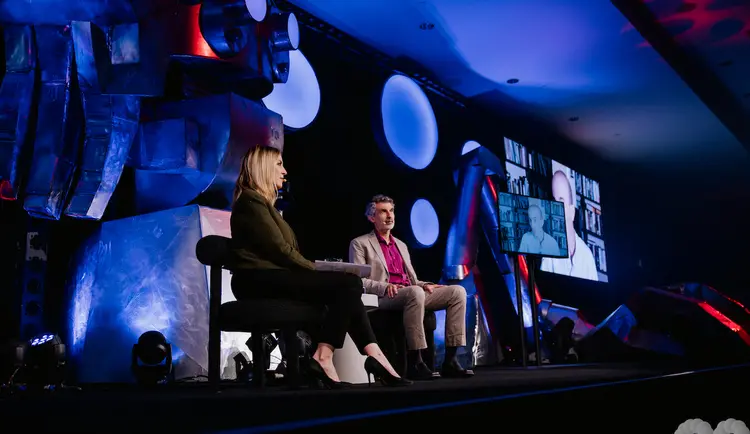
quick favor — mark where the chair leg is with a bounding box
[208,335,221,391]
[251,332,266,388]
[394,333,407,377]
[283,329,301,389]
[424,327,436,370]
[208,267,222,391]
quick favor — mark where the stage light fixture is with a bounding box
[1,340,26,386]
[131,331,173,385]
[410,198,439,247]
[245,0,268,21]
[22,333,67,386]
[262,49,320,130]
[377,74,438,170]
[269,12,299,51]
[12,341,25,367]
[461,140,481,155]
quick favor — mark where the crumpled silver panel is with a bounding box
[64,2,284,98]
[23,25,82,220]
[4,0,294,220]
[65,94,140,219]
[0,25,36,200]
[68,205,213,382]
[130,93,282,214]
[0,0,166,26]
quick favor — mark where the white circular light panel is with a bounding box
[245,0,267,21]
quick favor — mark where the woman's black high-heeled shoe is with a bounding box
[307,358,349,390]
[364,356,412,387]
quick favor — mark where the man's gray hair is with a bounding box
[365,194,394,218]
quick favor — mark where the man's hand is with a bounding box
[386,283,402,299]
[423,284,444,294]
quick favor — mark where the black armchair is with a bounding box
[195,235,325,388]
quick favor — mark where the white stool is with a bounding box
[332,293,378,384]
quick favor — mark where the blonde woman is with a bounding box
[230,145,410,388]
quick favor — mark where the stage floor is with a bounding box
[2,362,749,433]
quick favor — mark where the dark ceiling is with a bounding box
[287,0,750,170]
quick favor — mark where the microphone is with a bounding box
[276,178,293,211]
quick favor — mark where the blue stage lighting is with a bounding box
[378,74,438,170]
[67,206,239,382]
[30,334,55,346]
[262,49,320,130]
[245,0,268,21]
[410,198,439,247]
[462,140,481,155]
[287,13,300,50]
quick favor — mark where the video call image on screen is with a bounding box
[504,137,608,282]
[498,193,568,258]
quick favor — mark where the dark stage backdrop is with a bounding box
[0,200,24,348]
[608,161,750,306]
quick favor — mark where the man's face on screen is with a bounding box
[528,206,544,233]
[552,173,575,226]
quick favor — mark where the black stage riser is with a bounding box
[291,366,750,434]
[1,365,748,433]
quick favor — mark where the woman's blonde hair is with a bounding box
[233,145,282,205]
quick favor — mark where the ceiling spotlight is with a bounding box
[245,0,268,21]
[506,78,519,84]
[132,331,173,385]
[568,116,579,122]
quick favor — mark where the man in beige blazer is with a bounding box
[349,194,473,380]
